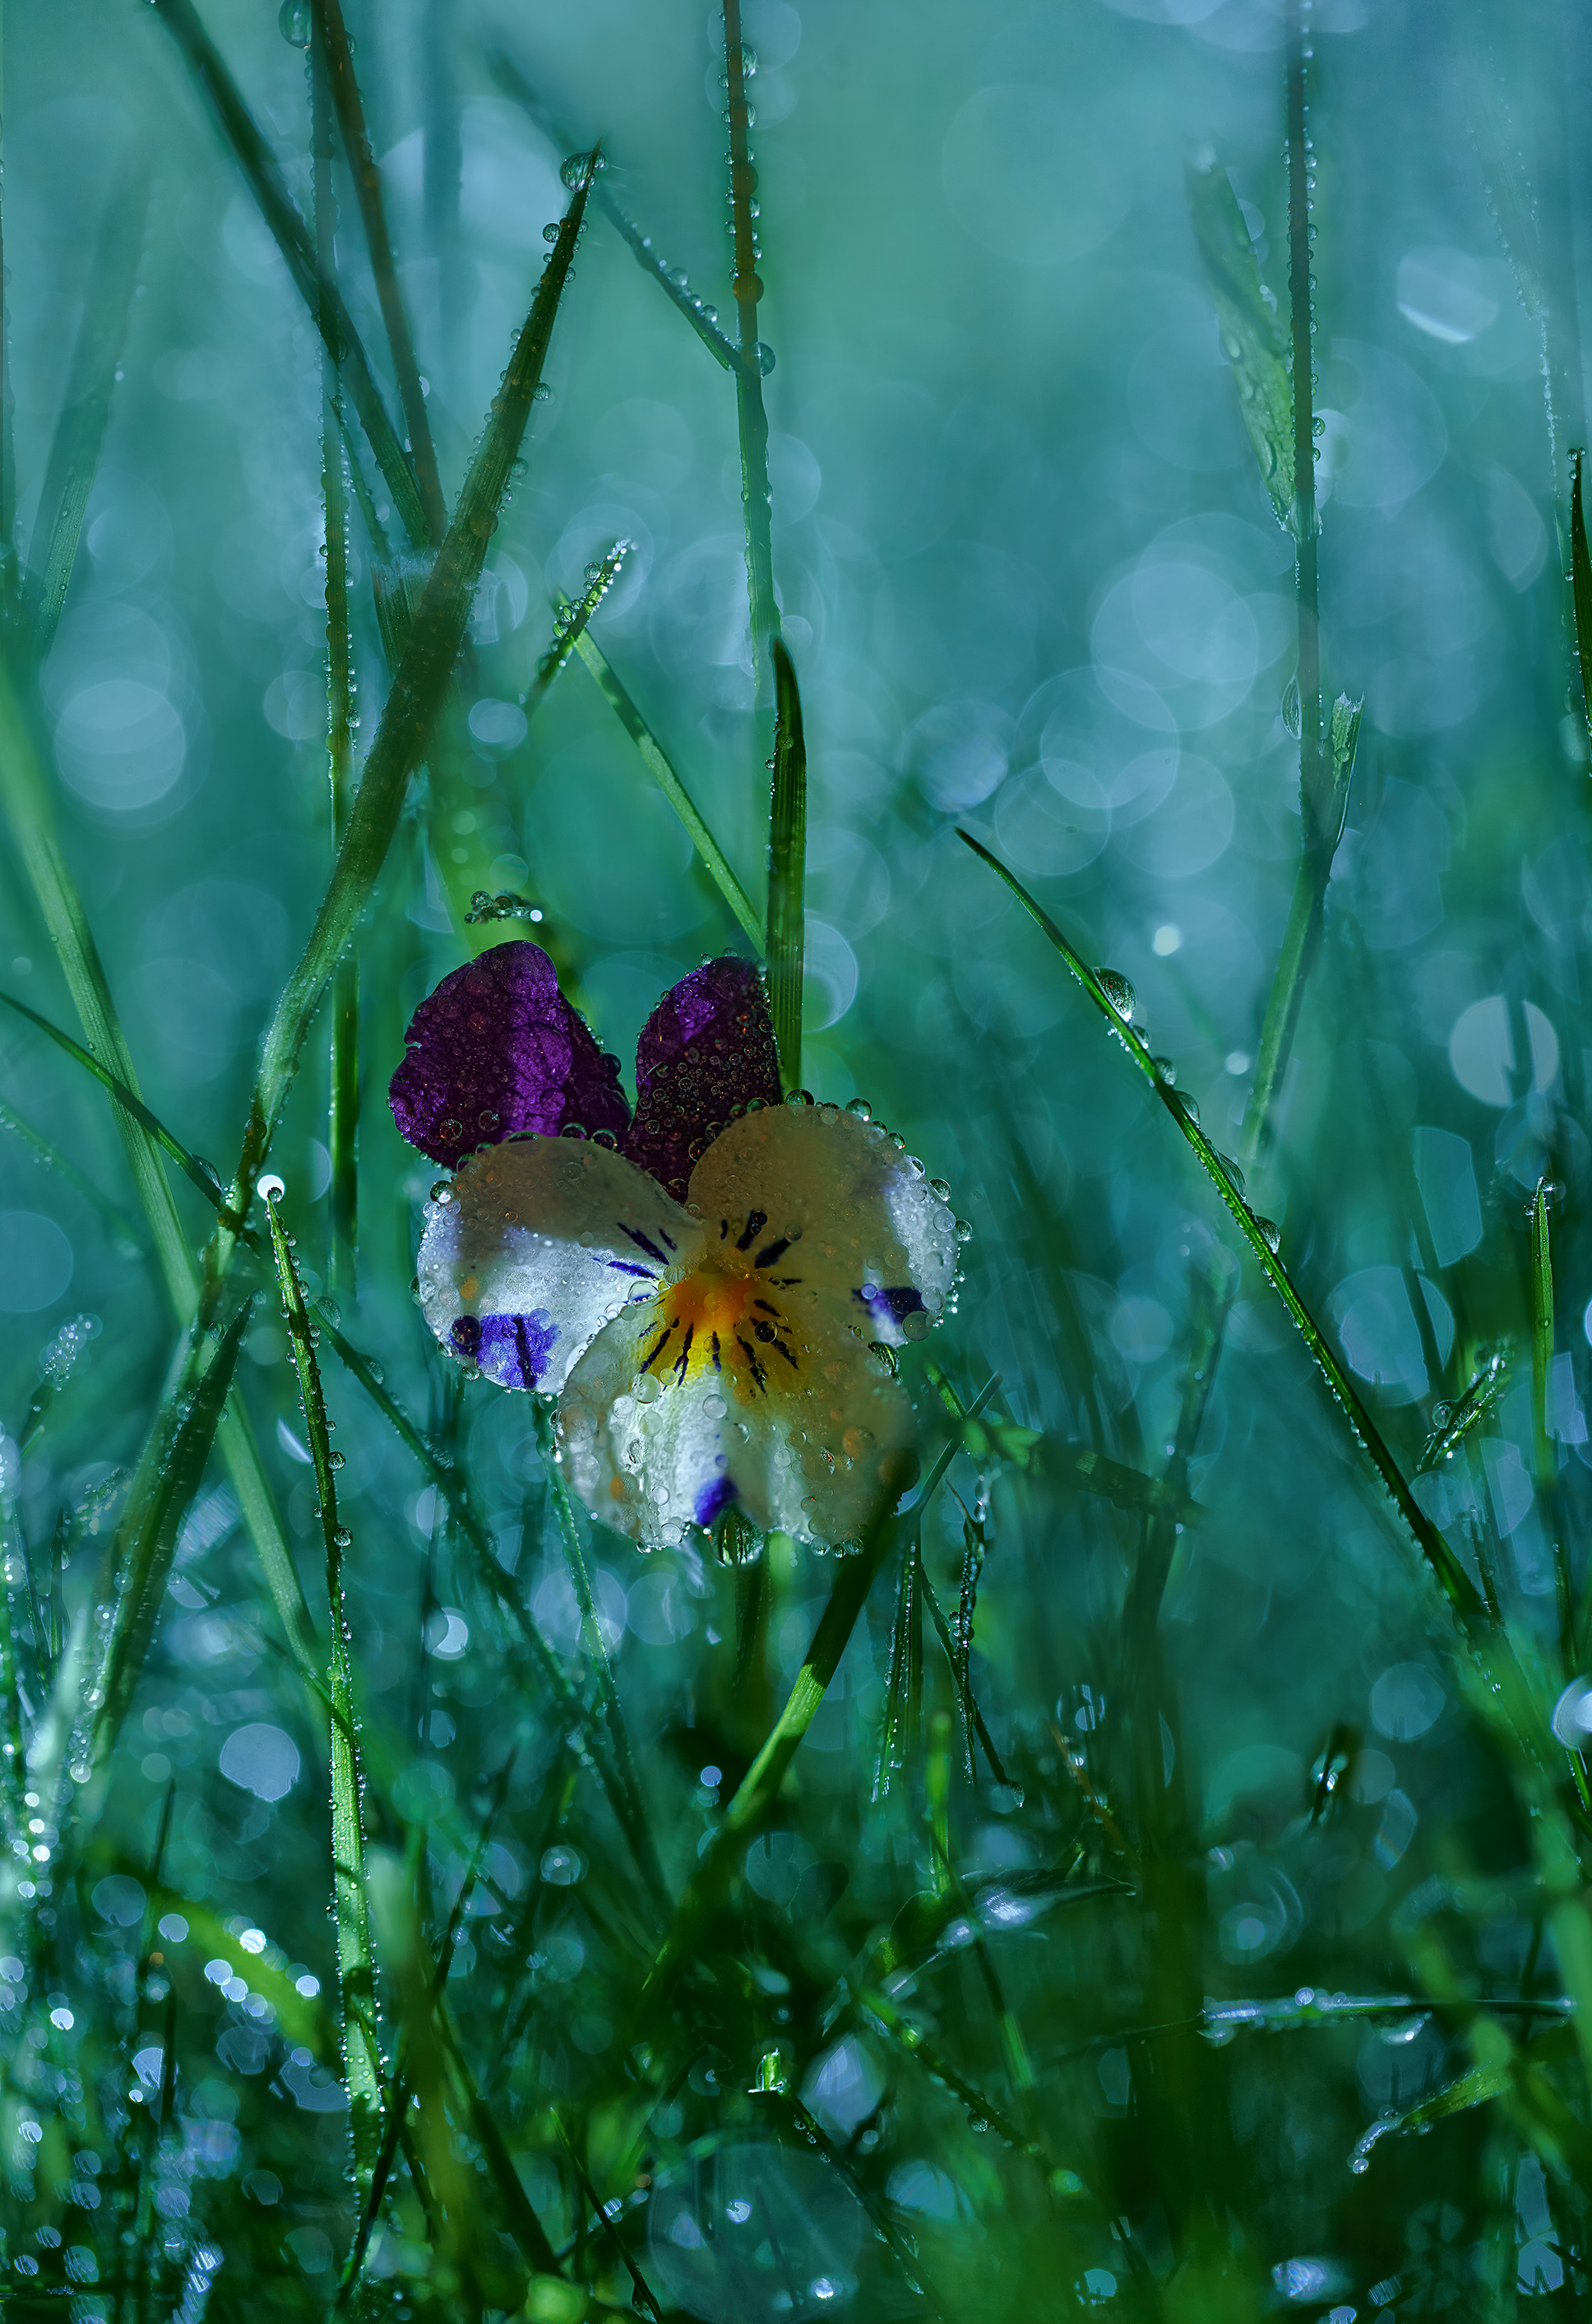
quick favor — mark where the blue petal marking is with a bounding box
[621,1224,672,1267]
[606,1259,655,1278]
[854,1285,927,1331]
[735,1208,769,1252]
[694,1474,738,1527]
[753,1235,792,1267]
[474,1309,558,1389]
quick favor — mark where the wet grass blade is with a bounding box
[637,1388,994,2021]
[312,43,362,1296]
[146,0,429,549]
[1530,1177,1575,1669]
[262,1184,384,2190]
[722,0,780,692]
[570,629,765,950]
[24,157,149,658]
[533,1400,669,1917]
[0,989,240,1220]
[86,1301,252,1780]
[872,1532,922,1802]
[766,636,806,1088]
[1185,156,1293,530]
[534,542,631,708]
[315,1312,650,1886]
[957,831,1484,1629]
[486,52,744,375]
[0,660,322,1687]
[312,0,446,543]
[229,162,597,1220]
[1571,448,1592,743]
[0,1090,144,1257]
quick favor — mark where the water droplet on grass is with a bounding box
[1096,970,1136,1022]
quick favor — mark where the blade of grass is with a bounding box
[0,1091,144,1257]
[82,1300,252,1783]
[766,636,805,1087]
[532,1400,669,1917]
[636,1387,995,2022]
[262,1183,384,2192]
[0,990,238,1220]
[313,1307,655,1895]
[1184,157,1293,530]
[1415,1349,1510,1476]
[224,161,597,1235]
[1530,1177,1574,1671]
[872,1531,921,1802]
[0,666,321,1686]
[1240,690,1362,1169]
[1235,2,1359,1171]
[146,0,430,549]
[570,629,764,950]
[721,0,780,693]
[24,156,150,658]
[1571,448,1592,744]
[956,829,1484,1629]
[312,0,447,544]
[534,541,631,710]
[312,42,361,1296]
[486,52,745,375]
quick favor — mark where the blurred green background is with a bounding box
[4,0,1592,2314]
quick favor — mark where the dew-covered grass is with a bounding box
[3,0,1592,2317]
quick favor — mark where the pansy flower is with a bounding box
[389,942,959,1549]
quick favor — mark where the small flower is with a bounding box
[390,944,957,1549]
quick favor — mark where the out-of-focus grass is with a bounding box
[4,1,1592,2319]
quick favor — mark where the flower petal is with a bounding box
[559,1283,919,1548]
[417,1137,702,1395]
[621,957,782,1201]
[390,941,630,1165]
[686,1104,959,1347]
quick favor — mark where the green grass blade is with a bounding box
[0,989,238,1219]
[956,830,1484,1628]
[312,31,361,1294]
[922,1562,1010,1789]
[147,0,429,550]
[766,636,806,1086]
[872,1533,921,1802]
[0,656,322,1686]
[86,1300,252,1782]
[262,1184,384,2189]
[571,629,764,950]
[636,1391,992,2021]
[721,0,780,693]
[24,158,149,658]
[535,541,631,705]
[312,0,446,544]
[315,1310,651,1884]
[0,1090,144,1257]
[1415,1352,1510,1476]
[485,52,744,375]
[1571,448,1592,742]
[1184,157,1293,530]
[229,162,597,1219]
[533,1400,669,1917]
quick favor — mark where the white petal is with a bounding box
[559,1279,919,1549]
[686,1104,958,1346]
[416,1137,702,1395]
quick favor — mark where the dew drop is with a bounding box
[1095,970,1136,1023]
[277,0,311,42]
[257,1174,286,1202]
[928,1178,952,1202]
[845,1098,873,1123]
[1252,1215,1283,1255]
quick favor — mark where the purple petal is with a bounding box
[694,1474,738,1529]
[622,958,782,1202]
[390,942,630,1164]
[451,1310,558,1390]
